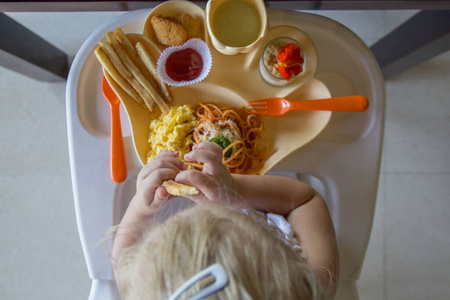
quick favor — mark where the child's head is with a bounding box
[116,204,324,299]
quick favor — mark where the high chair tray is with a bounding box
[66,6,384,295]
[76,0,332,176]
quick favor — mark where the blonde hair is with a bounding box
[116,204,325,300]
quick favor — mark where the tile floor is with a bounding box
[1,9,449,300]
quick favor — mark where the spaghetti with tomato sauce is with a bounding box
[190,103,269,174]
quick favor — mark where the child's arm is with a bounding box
[287,192,339,299]
[232,173,316,215]
[230,174,339,298]
[177,142,338,298]
[111,151,186,273]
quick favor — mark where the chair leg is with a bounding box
[370,10,450,80]
[0,13,69,82]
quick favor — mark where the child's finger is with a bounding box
[184,150,222,175]
[193,142,223,157]
[184,146,224,175]
[149,159,187,175]
[139,153,186,179]
[151,186,170,208]
[173,170,211,204]
[141,168,179,194]
[175,169,205,184]
[175,170,218,197]
[149,168,179,183]
[154,150,179,160]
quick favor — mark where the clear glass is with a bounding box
[258,37,305,86]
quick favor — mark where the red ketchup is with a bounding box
[165,48,203,81]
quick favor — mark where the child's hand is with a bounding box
[134,151,187,215]
[175,142,239,205]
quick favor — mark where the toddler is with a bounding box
[112,142,338,299]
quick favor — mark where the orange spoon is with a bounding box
[102,75,127,183]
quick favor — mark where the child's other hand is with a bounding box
[175,142,238,205]
[134,151,187,215]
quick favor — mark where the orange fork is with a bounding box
[248,95,369,116]
[102,75,127,183]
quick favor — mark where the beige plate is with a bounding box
[105,0,331,175]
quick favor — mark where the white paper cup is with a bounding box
[156,38,213,87]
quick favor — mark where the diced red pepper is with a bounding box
[277,64,292,81]
[276,42,305,81]
[286,64,303,77]
[277,64,304,81]
[276,48,289,62]
[277,43,303,65]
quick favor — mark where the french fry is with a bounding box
[136,42,173,103]
[94,47,143,105]
[114,28,136,55]
[115,28,172,103]
[105,32,159,110]
[102,36,170,115]
[114,28,148,74]
[111,29,160,94]
[98,41,156,111]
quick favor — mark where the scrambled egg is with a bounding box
[147,104,197,162]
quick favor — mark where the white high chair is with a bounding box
[66,8,384,300]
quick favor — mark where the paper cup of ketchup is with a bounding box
[157,39,212,87]
[206,0,268,55]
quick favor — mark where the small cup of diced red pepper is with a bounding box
[260,37,305,85]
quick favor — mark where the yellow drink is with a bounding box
[212,0,261,47]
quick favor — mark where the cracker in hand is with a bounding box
[162,180,199,196]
